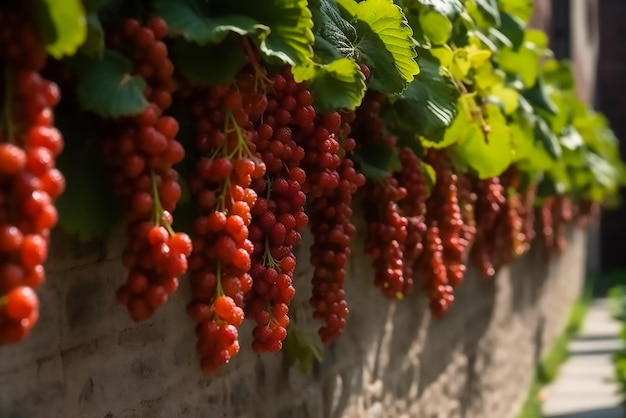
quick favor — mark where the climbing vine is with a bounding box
[0,0,623,373]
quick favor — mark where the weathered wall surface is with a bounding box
[0,222,587,418]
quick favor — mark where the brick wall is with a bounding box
[0,222,587,418]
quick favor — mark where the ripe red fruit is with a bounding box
[5,287,39,321]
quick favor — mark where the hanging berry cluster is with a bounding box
[0,7,64,344]
[100,18,190,322]
[0,3,606,378]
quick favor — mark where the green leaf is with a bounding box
[453,105,514,178]
[80,12,105,59]
[475,0,501,26]
[79,0,110,59]
[156,0,314,66]
[284,324,323,374]
[55,109,120,242]
[499,0,534,23]
[542,59,575,90]
[337,0,420,94]
[496,35,540,87]
[518,142,557,172]
[154,0,266,45]
[424,0,464,19]
[236,0,315,65]
[534,117,562,160]
[292,58,366,114]
[354,143,401,179]
[31,0,87,59]
[509,120,533,161]
[523,78,558,115]
[418,9,452,45]
[560,126,584,151]
[313,2,354,62]
[76,49,148,118]
[384,54,459,143]
[489,85,519,115]
[497,12,525,50]
[172,39,247,85]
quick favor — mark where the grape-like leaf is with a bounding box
[509,120,533,162]
[236,0,315,65]
[80,12,105,59]
[496,39,539,88]
[534,117,562,160]
[453,105,514,178]
[475,0,501,26]
[560,125,584,151]
[55,109,120,242]
[172,38,247,86]
[384,54,458,143]
[79,0,110,59]
[523,78,558,115]
[489,85,519,115]
[499,0,534,23]
[354,143,401,179]
[497,12,525,50]
[315,0,357,59]
[76,49,148,118]
[418,9,452,45]
[156,0,314,66]
[292,58,366,114]
[154,0,266,45]
[337,0,420,94]
[412,0,464,20]
[31,0,87,59]
[284,325,323,374]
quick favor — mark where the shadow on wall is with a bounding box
[278,229,583,418]
[0,224,587,418]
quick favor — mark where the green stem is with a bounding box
[216,262,224,297]
[150,169,175,235]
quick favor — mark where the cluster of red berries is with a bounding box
[100,18,189,322]
[0,7,64,344]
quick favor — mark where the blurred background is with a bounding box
[530,0,626,289]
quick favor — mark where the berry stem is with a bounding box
[150,169,174,235]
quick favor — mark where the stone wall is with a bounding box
[0,222,587,418]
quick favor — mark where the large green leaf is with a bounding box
[475,0,501,26]
[418,9,452,45]
[384,54,458,143]
[31,0,87,59]
[523,78,558,115]
[453,105,514,178]
[79,0,110,59]
[337,0,420,94]
[55,108,120,242]
[496,41,539,87]
[154,0,266,45]
[534,117,562,160]
[354,143,401,179]
[156,0,314,66]
[416,0,464,20]
[80,13,105,59]
[293,58,366,114]
[314,0,357,59]
[236,0,315,65]
[75,50,148,118]
[496,12,525,50]
[499,0,534,23]
[172,38,247,85]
